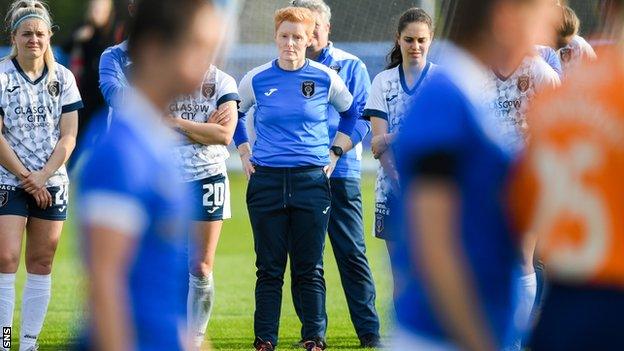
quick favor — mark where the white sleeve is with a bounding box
[577,36,597,60]
[60,68,83,113]
[216,70,240,106]
[363,73,388,120]
[534,60,561,92]
[237,72,256,114]
[328,69,353,113]
[81,191,148,236]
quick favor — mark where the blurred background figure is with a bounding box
[511,0,624,350]
[63,0,118,171]
[556,5,597,77]
[390,0,556,350]
[483,22,560,350]
[77,0,224,350]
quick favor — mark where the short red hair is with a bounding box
[274,7,315,37]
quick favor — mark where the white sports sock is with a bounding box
[187,273,214,349]
[19,273,51,351]
[516,273,538,332]
[0,273,16,351]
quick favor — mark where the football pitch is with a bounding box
[8,172,393,350]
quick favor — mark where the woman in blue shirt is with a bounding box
[237,7,359,351]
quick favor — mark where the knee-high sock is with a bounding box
[19,273,51,351]
[187,273,215,348]
[0,273,16,351]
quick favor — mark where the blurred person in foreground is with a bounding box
[511,0,624,349]
[77,0,224,350]
[390,0,555,350]
[285,0,380,347]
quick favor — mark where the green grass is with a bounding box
[9,172,392,350]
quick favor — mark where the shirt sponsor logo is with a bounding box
[302,81,315,98]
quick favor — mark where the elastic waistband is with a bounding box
[253,165,324,174]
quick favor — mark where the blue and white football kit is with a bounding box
[99,40,130,110]
[79,89,189,351]
[238,58,357,347]
[392,43,521,350]
[364,62,436,240]
[0,58,82,220]
[170,65,239,221]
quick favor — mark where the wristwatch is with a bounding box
[330,145,344,157]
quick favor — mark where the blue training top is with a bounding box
[392,43,521,347]
[237,58,358,168]
[99,40,131,109]
[314,43,371,179]
[78,89,189,351]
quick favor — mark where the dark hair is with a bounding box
[386,7,433,69]
[442,0,499,48]
[127,0,212,62]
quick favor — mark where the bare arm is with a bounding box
[409,179,497,351]
[174,102,237,146]
[237,142,255,180]
[88,225,137,351]
[22,111,78,193]
[325,131,354,177]
[0,115,30,180]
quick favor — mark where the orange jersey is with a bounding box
[510,47,624,288]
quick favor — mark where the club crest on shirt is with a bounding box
[202,82,216,98]
[517,75,530,93]
[560,48,572,63]
[302,81,315,98]
[47,81,60,97]
[0,191,7,207]
[329,64,341,74]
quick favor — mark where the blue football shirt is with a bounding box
[78,89,189,351]
[392,42,521,347]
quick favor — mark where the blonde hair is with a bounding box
[274,7,315,38]
[5,0,57,84]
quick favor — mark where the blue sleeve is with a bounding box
[99,48,128,109]
[345,60,371,145]
[349,118,371,146]
[80,136,144,195]
[396,76,470,181]
[232,111,249,147]
[337,102,359,136]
